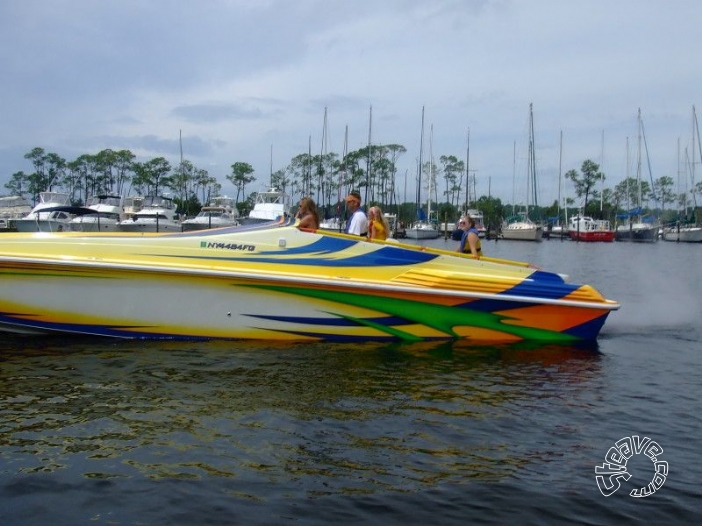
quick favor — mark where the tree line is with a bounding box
[4,146,700,224]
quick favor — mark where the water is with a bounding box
[1,238,700,525]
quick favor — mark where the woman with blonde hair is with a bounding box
[367,206,390,241]
[295,196,320,230]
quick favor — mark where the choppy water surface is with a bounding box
[1,239,700,524]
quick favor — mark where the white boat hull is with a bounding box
[69,217,121,232]
[14,217,72,233]
[662,226,702,242]
[118,220,182,233]
[405,221,439,239]
[502,222,543,242]
[404,229,440,240]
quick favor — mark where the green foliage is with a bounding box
[6,145,698,227]
[226,162,256,203]
[565,159,604,213]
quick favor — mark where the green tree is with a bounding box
[227,162,255,203]
[132,157,172,196]
[170,159,202,216]
[614,176,652,212]
[439,154,464,210]
[654,176,675,211]
[476,195,504,232]
[565,159,604,215]
[113,149,136,196]
[4,171,28,197]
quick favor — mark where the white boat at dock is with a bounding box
[118,195,182,233]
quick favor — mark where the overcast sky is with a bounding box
[1,0,700,207]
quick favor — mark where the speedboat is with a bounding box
[0,218,619,342]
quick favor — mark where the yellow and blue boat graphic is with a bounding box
[0,219,619,342]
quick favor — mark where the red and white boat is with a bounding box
[568,215,615,242]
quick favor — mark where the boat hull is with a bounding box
[502,225,543,242]
[569,231,615,242]
[118,220,182,233]
[0,223,619,342]
[615,224,659,242]
[14,218,72,232]
[404,228,440,240]
[662,226,702,243]
[69,217,121,232]
[181,220,239,232]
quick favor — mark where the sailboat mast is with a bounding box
[693,105,700,208]
[464,127,470,212]
[366,104,372,205]
[319,106,328,207]
[637,108,642,215]
[429,124,434,221]
[527,103,535,218]
[600,130,604,214]
[512,141,517,215]
[556,130,567,223]
[416,107,425,219]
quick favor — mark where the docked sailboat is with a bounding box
[663,106,702,243]
[406,109,439,240]
[0,219,619,342]
[616,109,659,242]
[663,221,702,242]
[502,104,543,242]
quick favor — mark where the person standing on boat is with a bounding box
[295,196,320,230]
[367,206,390,241]
[344,190,367,237]
[458,215,482,259]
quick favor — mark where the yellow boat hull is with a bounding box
[0,220,619,342]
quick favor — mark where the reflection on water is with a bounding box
[0,336,603,494]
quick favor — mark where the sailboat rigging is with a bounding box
[405,106,439,239]
[502,103,543,241]
[615,108,659,242]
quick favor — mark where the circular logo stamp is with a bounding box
[595,435,668,497]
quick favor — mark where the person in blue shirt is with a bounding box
[458,215,482,259]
